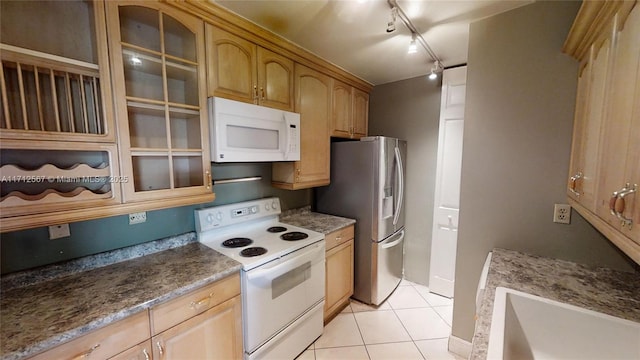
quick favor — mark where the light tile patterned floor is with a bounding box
[297,279,464,360]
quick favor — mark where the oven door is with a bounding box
[242,241,325,353]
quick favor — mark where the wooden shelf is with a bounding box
[0,192,215,233]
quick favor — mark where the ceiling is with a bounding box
[212,0,533,85]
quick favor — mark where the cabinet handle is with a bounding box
[206,170,212,190]
[190,292,214,310]
[260,87,265,100]
[72,344,100,359]
[253,85,258,101]
[569,172,582,196]
[156,341,164,357]
[143,348,150,360]
[610,183,636,228]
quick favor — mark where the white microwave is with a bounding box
[208,97,300,163]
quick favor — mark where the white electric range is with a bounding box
[195,197,325,360]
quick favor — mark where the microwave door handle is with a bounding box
[284,114,291,160]
[393,146,404,226]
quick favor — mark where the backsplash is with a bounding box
[1,163,311,274]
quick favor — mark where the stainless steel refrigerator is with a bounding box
[316,136,406,305]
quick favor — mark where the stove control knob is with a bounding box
[265,203,271,211]
[271,200,278,210]
[250,206,258,214]
[215,211,223,221]
[206,214,214,224]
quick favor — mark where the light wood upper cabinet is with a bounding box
[106,1,213,204]
[331,80,369,139]
[257,47,295,111]
[272,64,331,189]
[595,3,640,242]
[352,87,369,138]
[206,26,294,111]
[324,225,354,322]
[564,0,640,263]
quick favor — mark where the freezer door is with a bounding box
[372,137,407,241]
[371,229,404,305]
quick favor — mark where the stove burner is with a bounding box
[222,237,253,248]
[240,247,267,257]
[267,226,287,233]
[280,231,309,241]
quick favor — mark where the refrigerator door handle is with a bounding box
[381,230,405,249]
[393,146,405,226]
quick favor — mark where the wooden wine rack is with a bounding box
[0,140,122,218]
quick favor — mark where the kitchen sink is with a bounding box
[487,287,640,359]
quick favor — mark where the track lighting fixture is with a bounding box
[408,33,417,54]
[386,7,397,33]
[428,60,442,80]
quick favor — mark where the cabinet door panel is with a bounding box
[567,62,590,202]
[325,239,354,320]
[257,47,293,111]
[352,88,369,138]
[596,6,640,228]
[295,64,331,185]
[107,1,212,203]
[206,26,256,103]
[579,37,611,212]
[331,79,352,138]
[152,296,243,360]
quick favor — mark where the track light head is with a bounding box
[428,60,442,80]
[408,33,417,54]
[386,7,397,33]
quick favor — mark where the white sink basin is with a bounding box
[487,287,640,360]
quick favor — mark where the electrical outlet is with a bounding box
[49,224,70,239]
[553,204,571,224]
[129,212,147,225]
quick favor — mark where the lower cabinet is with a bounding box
[28,273,242,360]
[152,297,243,360]
[324,225,355,322]
[29,311,150,360]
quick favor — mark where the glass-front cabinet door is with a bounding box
[106,1,212,203]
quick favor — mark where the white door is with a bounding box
[429,66,467,298]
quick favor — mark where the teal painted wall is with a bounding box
[1,163,311,274]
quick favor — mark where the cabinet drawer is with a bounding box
[325,225,354,250]
[150,273,240,335]
[30,311,150,360]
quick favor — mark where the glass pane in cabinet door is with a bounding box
[173,156,204,188]
[166,60,198,106]
[132,156,170,191]
[128,103,168,149]
[119,6,161,52]
[162,14,196,62]
[169,108,201,149]
[122,48,164,101]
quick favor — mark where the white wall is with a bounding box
[452,1,637,342]
[369,76,442,285]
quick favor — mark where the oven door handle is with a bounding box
[246,242,325,283]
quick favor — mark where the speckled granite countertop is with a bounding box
[470,248,640,359]
[0,233,242,360]
[279,206,355,234]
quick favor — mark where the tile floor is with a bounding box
[297,279,465,360]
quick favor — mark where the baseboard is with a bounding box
[448,335,472,359]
